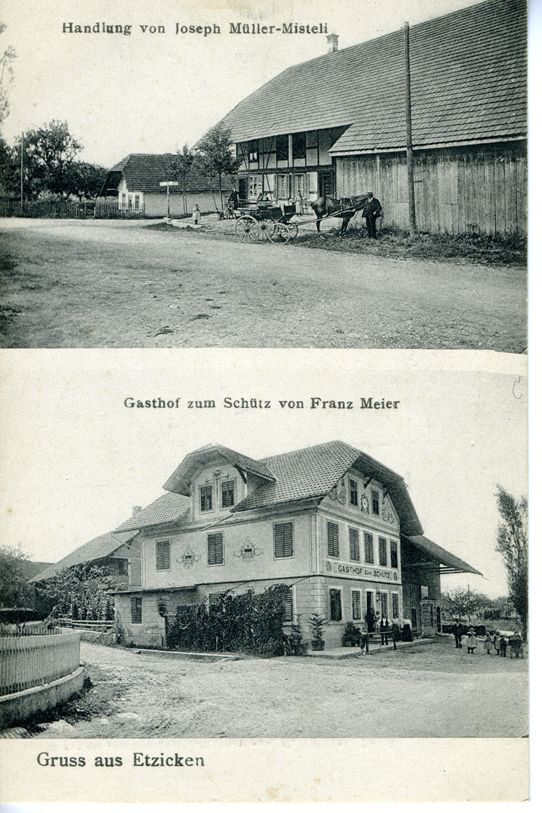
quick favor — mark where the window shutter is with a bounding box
[156,541,170,570]
[349,528,360,561]
[274,522,293,557]
[208,533,224,565]
[327,522,339,557]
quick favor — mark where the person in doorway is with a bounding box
[192,203,200,225]
[361,192,382,238]
[391,618,401,651]
[452,620,463,649]
[466,628,477,654]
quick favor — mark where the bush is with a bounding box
[342,622,361,646]
[165,584,292,656]
[0,607,43,624]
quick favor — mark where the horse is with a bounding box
[310,193,370,236]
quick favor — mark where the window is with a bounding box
[292,132,306,160]
[330,588,342,621]
[364,532,374,564]
[379,537,388,567]
[327,521,339,558]
[200,484,213,512]
[349,479,358,507]
[349,527,360,561]
[351,590,362,621]
[130,596,142,624]
[134,194,140,211]
[390,540,398,568]
[274,522,294,558]
[208,593,221,607]
[207,533,224,565]
[221,479,235,508]
[248,174,263,199]
[276,134,288,161]
[248,140,259,162]
[392,593,399,619]
[155,540,170,570]
[276,174,289,199]
[283,590,293,622]
[371,489,380,515]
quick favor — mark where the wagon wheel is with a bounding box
[269,222,292,243]
[287,222,298,240]
[235,215,258,241]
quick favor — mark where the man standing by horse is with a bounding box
[362,192,382,238]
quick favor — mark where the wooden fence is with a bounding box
[0,629,81,697]
[336,141,527,236]
[56,618,114,632]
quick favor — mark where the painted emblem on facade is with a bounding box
[176,547,201,568]
[381,497,398,526]
[233,539,263,561]
[360,494,370,513]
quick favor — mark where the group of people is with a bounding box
[359,617,403,654]
[452,621,524,658]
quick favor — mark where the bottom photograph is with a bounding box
[0,351,528,802]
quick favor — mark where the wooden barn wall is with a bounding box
[336,143,526,236]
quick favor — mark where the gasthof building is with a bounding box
[112,441,480,649]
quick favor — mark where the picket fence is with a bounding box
[0,629,81,697]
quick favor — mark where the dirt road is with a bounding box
[36,637,528,739]
[0,219,526,350]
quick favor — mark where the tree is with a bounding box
[0,544,31,607]
[36,563,114,619]
[63,160,107,200]
[195,123,241,214]
[15,120,82,200]
[0,23,16,127]
[441,587,488,622]
[169,144,194,214]
[495,485,528,635]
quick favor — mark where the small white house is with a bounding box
[98,153,228,217]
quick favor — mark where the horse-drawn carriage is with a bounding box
[233,201,299,243]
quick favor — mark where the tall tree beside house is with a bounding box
[195,123,241,214]
[169,144,194,211]
[441,587,488,622]
[36,563,114,620]
[62,160,107,201]
[495,485,528,637]
[14,120,82,200]
[0,544,32,607]
[0,22,16,128]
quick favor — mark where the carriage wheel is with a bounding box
[269,222,291,243]
[287,222,298,240]
[255,220,276,241]
[235,215,258,241]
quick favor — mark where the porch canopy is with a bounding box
[401,534,482,576]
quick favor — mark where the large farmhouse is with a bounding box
[111,441,480,649]
[98,153,227,217]
[217,0,526,235]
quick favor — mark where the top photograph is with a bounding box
[0,0,527,350]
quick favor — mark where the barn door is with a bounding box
[318,172,334,197]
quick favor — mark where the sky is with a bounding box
[0,350,527,598]
[1,0,481,167]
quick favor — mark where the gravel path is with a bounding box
[36,637,528,739]
[0,219,526,350]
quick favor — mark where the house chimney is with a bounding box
[327,33,339,53]
[132,505,142,517]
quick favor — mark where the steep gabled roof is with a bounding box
[29,531,137,583]
[218,0,526,152]
[163,444,276,495]
[231,440,423,536]
[403,534,482,576]
[114,492,191,533]
[99,154,231,196]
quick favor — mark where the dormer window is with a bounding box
[371,489,380,515]
[221,479,235,508]
[200,484,213,512]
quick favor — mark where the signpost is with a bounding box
[159,180,179,218]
